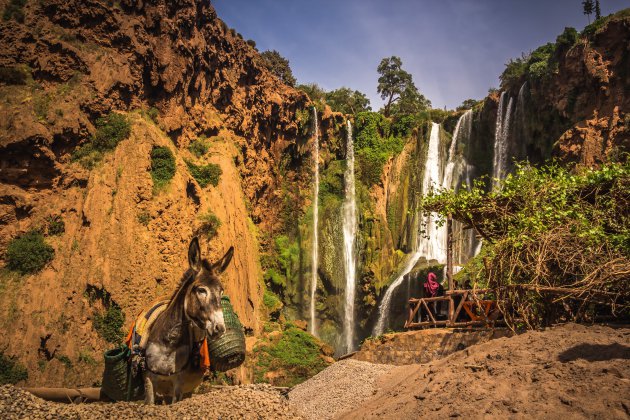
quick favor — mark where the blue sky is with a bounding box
[213,0,628,110]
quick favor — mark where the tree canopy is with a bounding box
[325,87,371,114]
[377,56,428,117]
[260,50,296,87]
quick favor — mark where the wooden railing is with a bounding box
[404,289,502,329]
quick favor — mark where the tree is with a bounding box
[377,56,417,117]
[260,50,296,87]
[456,99,479,111]
[325,87,371,114]
[387,84,431,116]
[296,83,326,103]
[595,0,601,20]
[582,0,594,24]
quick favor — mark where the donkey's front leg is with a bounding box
[172,374,183,404]
[143,373,155,405]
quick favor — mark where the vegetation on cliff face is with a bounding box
[150,146,176,190]
[423,160,630,328]
[5,231,55,274]
[253,325,330,387]
[72,113,132,169]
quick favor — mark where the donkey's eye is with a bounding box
[196,287,208,296]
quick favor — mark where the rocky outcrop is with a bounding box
[0,0,313,386]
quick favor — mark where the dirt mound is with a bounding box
[0,384,301,419]
[339,323,630,419]
[288,359,394,420]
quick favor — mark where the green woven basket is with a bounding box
[101,346,130,401]
[101,346,143,401]
[207,295,246,372]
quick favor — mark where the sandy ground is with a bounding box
[337,323,630,419]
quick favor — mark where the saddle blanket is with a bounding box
[125,300,211,371]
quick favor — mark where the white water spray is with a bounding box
[309,108,319,336]
[373,122,444,336]
[342,120,358,353]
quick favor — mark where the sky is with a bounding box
[213,0,629,110]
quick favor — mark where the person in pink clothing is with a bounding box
[422,271,445,320]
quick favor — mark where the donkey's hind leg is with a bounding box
[143,373,155,405]
[171,375,183,404]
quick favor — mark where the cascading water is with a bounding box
[309,107,320,336]
[493,92,514,189]
[443,109,472,189]
[442,110,478,265]
[342,120,357,353]
[418,122,448,262]
[373,122,443,336]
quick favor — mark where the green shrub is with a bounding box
[264,268,286,289]
[198,211,221,239]
[137,211,150,226]
[72,113,131,168]
[57,355,72,369]
[186,160,222,188]
[0,353,28,384]
[150,146,176,189]
[6,231,54,274]
[2,0,26,23]
[253,327,328,387]
[78,351,97,366]
[92,113,131,151]
[146,107,159,123]
[354,111,405,185]
[45,215,65,236]
[263,289,282,312]
[93,304,125,344]
[556,27,579,50]
[0,65,29,84]
[189,137,210,157]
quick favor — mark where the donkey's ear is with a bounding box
[188,237,202,272]
[213,246,234,274]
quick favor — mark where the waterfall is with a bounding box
[373,122,443,336]
[442,110,478,265]
[418,122,448,262]
[309,108,320,336]
[342,120,358,353]
[443,110,473,189]
[493,92,513,189]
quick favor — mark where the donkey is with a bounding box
[143,237,234,404]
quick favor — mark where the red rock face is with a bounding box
[0,0,317,386]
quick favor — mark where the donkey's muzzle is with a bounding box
[206,312,226,338]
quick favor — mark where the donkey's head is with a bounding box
[185,237,233,338]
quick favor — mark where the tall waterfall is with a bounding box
[373,122,443,336]
[443,110,473,189]
[418,122,448,262]
[342,120,358,353]
[309,108,320,336]
[442,110,478,264]
[493,92,513,189]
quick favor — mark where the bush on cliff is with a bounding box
[150,146,176,189]
[6,231,54,274]
[253,326,328,387]
[354,112,405,185]
[0,353,28,385]
[72,113,131,168]
[93,304,125,344]
[186,160,222,188]
[197,211,221,239]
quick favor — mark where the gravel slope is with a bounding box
[288,359,394,420]
[0,384,302,419]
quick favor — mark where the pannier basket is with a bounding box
[207,295,246,372]
[101,345,143,401]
